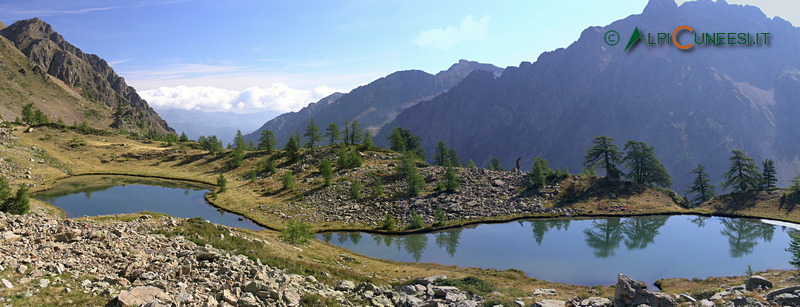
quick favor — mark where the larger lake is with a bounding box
[320,216,796,286]
[34,175,262,230]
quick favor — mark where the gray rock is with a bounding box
[772,293,800,306]
[416,275,447,285]
[113,286,172,307]
[533,300,566,307]
[731,296,764,306]
[614,274,677,307]
[580,297,612,307]
[38,279,50,288]
[533,288,557,296]
[16,264,27,274]
[236,292,260,307]
[514,300,526,307]
[457,300,479,307]
[283,290,301,306]
[699,299,714,307]
[1,278,13,289]
[745,275,773,291]
[243,280,267,293]
[336,280,356,291]
[766,285,800,301]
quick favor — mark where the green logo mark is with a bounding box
[624,27,644,51]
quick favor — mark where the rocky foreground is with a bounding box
[0,210,799,307]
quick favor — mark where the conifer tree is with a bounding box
[584,135,622,179]
[284,133,302,162]
[622,140,671,187]
[258,129,277,153]
[325,123,341,146]
[686,165,715,205]
[304,118,322,148]
[761,159,777,190]
[722,150,761,192]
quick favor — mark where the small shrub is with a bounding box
[216,174,227,192]
[281,220,314,245]
[438,276,495,296]
[338,148,362,169]
[282,172,295,192]
[320,157,333,186]
[372,179,385,197]
[407,212,423,230]
[248,170,257,183]
[299,294,340,307]
[433,206,446,226]
[349,180,362,199]
[382,215,395,230]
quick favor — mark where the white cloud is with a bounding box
[140,84,338,114]
[414,15,491,51]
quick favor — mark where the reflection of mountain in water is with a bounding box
[34,175,208,203]
[720,218,775,258]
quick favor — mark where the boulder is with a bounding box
[580,297,612,307]
[745,275,773,291]
[113,286,172,307]
[336,280,356,291]
[614,274,677,307]
[416,275,447,285]
[766,286,800,306]
[731,296,764,307]
[533,300,566,307]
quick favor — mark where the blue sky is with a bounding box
[0,0,795,114]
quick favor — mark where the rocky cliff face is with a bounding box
[382,0,800,189]
[244,60,502,147]
[0,18,172,135]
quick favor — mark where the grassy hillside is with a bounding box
[0,35,111,128]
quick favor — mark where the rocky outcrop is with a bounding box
[267,150,577,227]
[745,275,773,291]
[0,211,484,306]
[766,285,800,306]
[614,274,677,307]
[0,18,173,135]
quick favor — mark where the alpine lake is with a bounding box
[33,175,798,286]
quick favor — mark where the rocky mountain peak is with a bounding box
[0,21,6,30]
[0,18,173,135]
[643,0,678,15]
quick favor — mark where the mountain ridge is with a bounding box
[243,60,503,146]
[0,18,172,135]
[380,0,800,189]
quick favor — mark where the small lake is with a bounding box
[34,175,262,230]
[319,216,796,286]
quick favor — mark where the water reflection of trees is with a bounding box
[580,217,668,257]
[584,218,625,258]
[530,220,571,245]
[622,217,668,250]
[404,234,428,262]
[435,230,462,257]
[719,218,775,258]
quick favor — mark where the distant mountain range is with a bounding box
[381,0,800,189]
[243,60,503,147]
[248,0,800,191]
[157,109,280,145]
[0,18,172,135]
